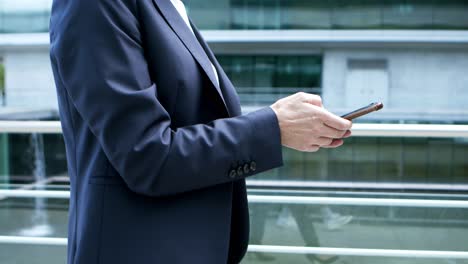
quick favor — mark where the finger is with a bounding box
[318,108,352,131]
[305,145,320,153]
[321,139,344,148]
[319,123,348,139]
[315,137,334,147]
[342,130,352,138]
[299,92,322,107]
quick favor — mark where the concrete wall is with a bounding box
[3,50,57,110]
[322,48,468,122]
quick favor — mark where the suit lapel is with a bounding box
[152,0,230,115]
[189,19,242,117]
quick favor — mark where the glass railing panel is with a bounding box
[0,133,68,189]
[0,131,68,263]
[0,197,68,238]
[246,192,468,258]
[0,245,66,264]
[0,126,467,263]
[251,137,468,185]
[1,190,468,263]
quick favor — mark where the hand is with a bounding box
[270,92,352,152]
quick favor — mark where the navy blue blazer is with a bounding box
[49,0,283,263]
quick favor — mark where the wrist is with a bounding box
[269,105,284,146]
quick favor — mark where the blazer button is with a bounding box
[237,166,244,177]
[243,163,250,174]
[250,161,257,172]
[229,169,237,179]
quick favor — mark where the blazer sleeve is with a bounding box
[49,0,283,197]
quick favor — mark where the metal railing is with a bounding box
[0,236,468,260]
[1,189,468,259]
[1,121,468,138]
[4,189,468,208]
[2,189,468,259]
[1,121,468,259]
[246,180,468,191]
[0,236,468,259]
[3,30,468,49]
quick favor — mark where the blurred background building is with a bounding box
[0,1,468,263]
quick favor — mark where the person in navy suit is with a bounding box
[49,0,352,263]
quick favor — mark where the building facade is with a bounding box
[1,1,468,121]
[1,1,468,263]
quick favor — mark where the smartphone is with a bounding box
[341,102,384,120]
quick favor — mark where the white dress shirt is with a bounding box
[170,0,220,87]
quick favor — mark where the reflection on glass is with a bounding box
[4,133,67,184]
[0,132,68,263]
[0,196,68,264]
[377,138,403,184]
[254,137,468,184]
[248,201,468,262]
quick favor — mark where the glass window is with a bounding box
[2,0,468,32]
[229,0,248,29]
[1,0,51,33]
[253,56,276,87]
[251,56,276,104]
[245,0,264,29]
[382,0,434,29]
[0,60,5,106]
[217,55,323,106]
[298,56,322,89]
[228,56,255,87]
[281,0,332,29]
[433,0,468,29]
[188,0,231,29]
[275,56,300,88]
[262,0,281,29]
[331,0,382,29]
[191,0,468,30]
